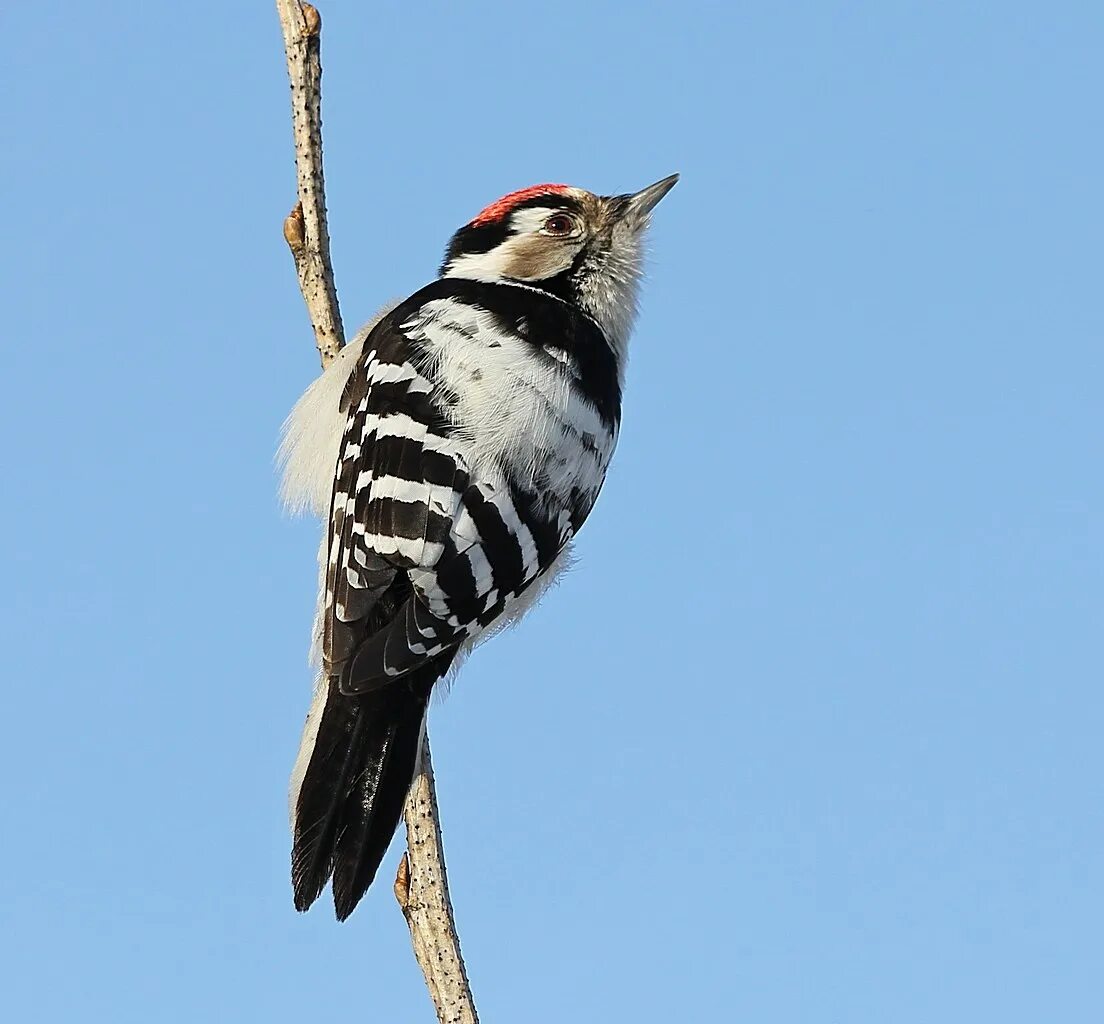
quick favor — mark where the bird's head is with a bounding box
[441,174,678,358]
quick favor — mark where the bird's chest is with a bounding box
[407,299,617,494]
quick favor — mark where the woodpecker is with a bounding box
[279,174,678,919]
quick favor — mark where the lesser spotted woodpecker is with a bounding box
[279,174,678,919]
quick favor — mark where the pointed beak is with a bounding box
[621,173,680,224]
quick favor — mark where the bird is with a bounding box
[279,174,678,919]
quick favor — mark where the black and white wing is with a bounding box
[292,308,468,918]
[321,315,466,683]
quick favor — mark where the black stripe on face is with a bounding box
[441,220,509,272]
[527,254,586,305]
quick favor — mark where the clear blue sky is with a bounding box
[3,2,1101,1021]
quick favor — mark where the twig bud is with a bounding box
[394,852,412,912]
[302,3,321,38]
[283,202,306,256]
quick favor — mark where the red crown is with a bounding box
[470,184,571,227]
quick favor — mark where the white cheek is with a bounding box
[447,234,580,283]
[445,247,513,282]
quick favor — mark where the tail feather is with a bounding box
[291,672,439,919]
[291,684,369,912]
[332,695,427,919]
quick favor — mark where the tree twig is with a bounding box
[276,0,344,367]
[395,737,480,1024]
[275,4,478,1021]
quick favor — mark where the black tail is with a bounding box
[291,672,437,920]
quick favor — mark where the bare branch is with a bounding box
[275,4,479,1020]
[396,739,480,1024]
[276,0,344,367]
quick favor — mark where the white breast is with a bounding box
[402,296,616,496]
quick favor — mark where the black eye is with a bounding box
[543,214,575,236]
